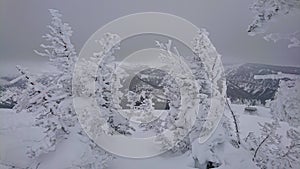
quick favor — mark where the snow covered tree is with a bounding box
[74,32,135,136]
[244,73,300,169]
[132,39,199,153]
[248,0,300,34]
[248,0,300,47]
[96,34,136,136]
[0,9,112,169]
[255,73,300,127]
[136,29,230,168]
[269,79,300,127]
[283,128,300,166]
[0,86,22,108]
[225,98,241,146]
[245,121,300,168]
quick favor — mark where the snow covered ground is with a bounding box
[0,104,294,169]
[0,109,44,168]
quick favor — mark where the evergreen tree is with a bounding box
[1,9,112,169]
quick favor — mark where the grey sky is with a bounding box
[1,0,300,76]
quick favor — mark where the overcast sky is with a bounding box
[1,0,300,76]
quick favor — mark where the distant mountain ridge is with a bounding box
[225,63,300,103]
[1,63,300,108]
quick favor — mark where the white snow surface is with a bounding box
[0,104,295,169]
[0,109,44,168]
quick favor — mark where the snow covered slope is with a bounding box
[0,103,296,169]
[0,109,44,168]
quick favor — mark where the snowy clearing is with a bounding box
[1,103,293,169]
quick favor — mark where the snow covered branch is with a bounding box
[248,0,300,35]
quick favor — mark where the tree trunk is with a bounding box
[253,134,270,160]
[225,98,241,146]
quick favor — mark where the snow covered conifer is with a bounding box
[248,0,300,47]
[0,9,112,169]
[269,79,300,127]
[245,73,300,168]
[248,0,300,34]
[136,30,227,168]
[245,121,300,168]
